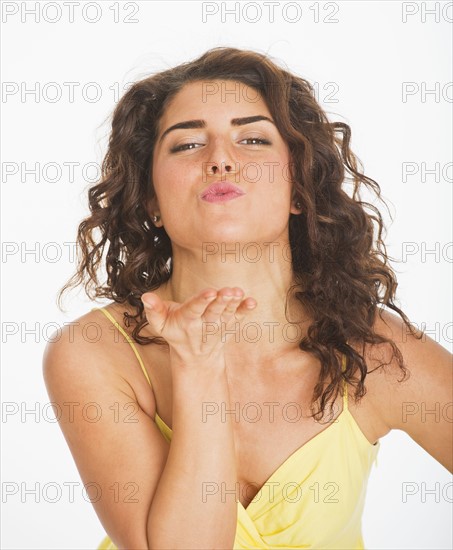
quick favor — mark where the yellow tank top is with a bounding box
[94,306,380,549]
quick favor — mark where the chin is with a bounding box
[199,227,248,243]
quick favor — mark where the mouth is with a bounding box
[200,180,246,203]
[201,191,245,203]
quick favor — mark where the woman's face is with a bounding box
[150,79,299,251]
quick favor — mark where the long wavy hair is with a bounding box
[58,46,421,421]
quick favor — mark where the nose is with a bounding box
[206,162,239,177]
[203,141,240,182]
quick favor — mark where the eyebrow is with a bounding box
[158,115,275,143]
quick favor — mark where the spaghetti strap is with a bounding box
[341,353,349,412]
[92,307,153,389]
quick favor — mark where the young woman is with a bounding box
[43,47,452,550]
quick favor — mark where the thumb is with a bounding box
[141,293,168,330]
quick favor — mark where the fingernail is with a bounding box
[142,300,154,309]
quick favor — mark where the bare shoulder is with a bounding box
[357,307,452,472]
[364,307,451,382]
[43,306,124,380]
[42,304,157,419]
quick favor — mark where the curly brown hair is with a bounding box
[58,46,421,421]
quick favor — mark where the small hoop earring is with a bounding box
[152,215,160,223]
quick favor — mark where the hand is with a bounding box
[141,287,257,364]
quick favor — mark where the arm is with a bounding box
[43,322,168,549]
[363,308,453,473]
[147,359,237,548]
[141,287,253,548]
[43,288,254,549]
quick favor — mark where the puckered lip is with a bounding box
[200,180,246,198]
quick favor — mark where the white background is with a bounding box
[1,1,452,548]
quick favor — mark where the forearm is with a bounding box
[147,358,237,549]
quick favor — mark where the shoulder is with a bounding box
[43,305,118,374]
[358,307,452,471]
[366,307,451,384]
[42,304,156,415]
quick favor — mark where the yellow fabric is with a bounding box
[93,307,380,549]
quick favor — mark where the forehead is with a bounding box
[160,79,269,123]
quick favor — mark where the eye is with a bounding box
[169,142,204,153]
[239,137,272,146]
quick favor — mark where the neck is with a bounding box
[160,239,311,364]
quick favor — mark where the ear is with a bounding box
[289,199,302,216]
[289,180,302,215]
[147,196,163,227]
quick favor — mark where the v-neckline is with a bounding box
[155,407,349,513]
[237,407,348,512]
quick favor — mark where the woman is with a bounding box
[43,47,452,549]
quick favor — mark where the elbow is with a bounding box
[114,534,150,550]
[110,523,150,550]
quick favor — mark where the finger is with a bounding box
[182,289,218,320]
[220,288,245,324]
[201,288,238,323]
[231,297,257,322]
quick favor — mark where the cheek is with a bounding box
[260,155,292,196]
[152,160,188,201]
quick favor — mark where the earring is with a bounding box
[295,201,301,209]
[152,214,160,223]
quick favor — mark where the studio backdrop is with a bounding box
[1,1,452,549]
